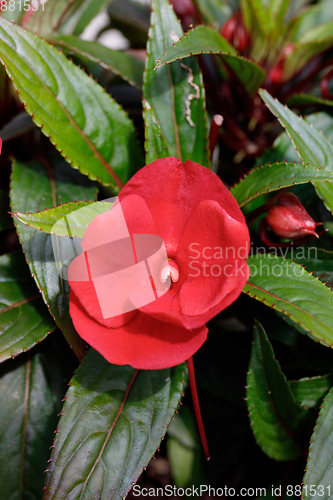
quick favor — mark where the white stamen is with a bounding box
[160,260,179,283]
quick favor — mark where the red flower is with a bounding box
[68,157,250,369]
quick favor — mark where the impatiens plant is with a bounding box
[2,0,333,498]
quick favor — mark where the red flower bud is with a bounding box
[266,192,321,240]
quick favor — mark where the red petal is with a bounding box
[69,290,208,369]
[68,254,136,328]
[119,158,246,256]
[132,200,250,328]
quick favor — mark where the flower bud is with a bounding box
[266,192,321,240]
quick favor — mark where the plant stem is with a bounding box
[187,356,210,460]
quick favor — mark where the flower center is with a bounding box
[160,259,179,283]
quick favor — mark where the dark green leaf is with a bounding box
[260,89,333,214]
[0,18,143,188]
[246,321,304,460]
[10,154,97,359]
[43,349,186,500]
[15,200,112,238]
[287,93,333,108]
[285,247,333,287]
[289,373,333,408]
[0,251,55,362]
[155,25,266,96]
[230,162,333,207]
[144,0,210,166]
[0,351,66,499]
[303,387,333,500]
[244,253,333,346]
[53,35,144,90]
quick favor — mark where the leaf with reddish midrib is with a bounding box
[144,0,210,166]
[244,254,333,346]
[10,154,97,360]
[155,25,266,96]
[0,17,143,188]
[43,350,186,500]
[246,321,305,461]
[230,162,333,207]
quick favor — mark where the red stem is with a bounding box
[187,356,210,461]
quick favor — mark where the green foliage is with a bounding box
[25,0,110,38]
[144,0,210,166]
[43,350,186,500]
[231,162,333,207]
[0,0,333,495]
[0,17,143,188]
[155,25,266,96]
[0,345,71,499]
[290,373,333,409]
[0,251,55,362]
[53,35,144,90]
[260,90,333,214]
[10,155,97,359]
[303,388,333,500]
[15,200,112,238]
[247,321,305,460]
[245,254,333,346]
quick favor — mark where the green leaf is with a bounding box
[260,89,333,214]
[0,17,143,188]
[155,25,266,97]
[287,93,333,108]
[25,0,110,38]
[289,373,333,409]
[144,0,210,166]
[246,321,304,461]
[15,200,112,238]
[53,35,144,90]
[143,99,170,164]
[0,350,67,499]
[285,247,333,287]
[0,251,55,362]
[244,253,333,346]
[0,189,12,231]
[192,0,232,29]
[303,387,333,500]
[43,349,186,500]
[230,162,333,207]
[10,154,97,359]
